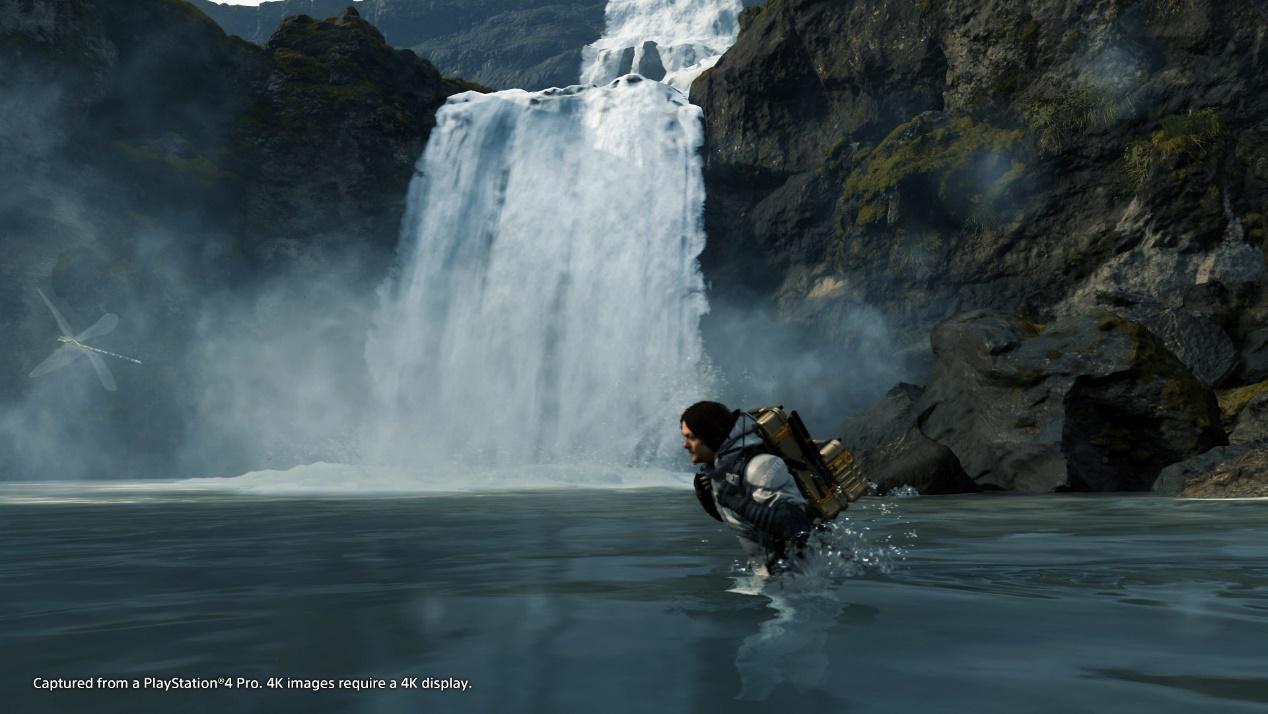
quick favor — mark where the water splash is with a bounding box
[729,501,915,700]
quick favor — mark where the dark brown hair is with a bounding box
[680,401,737,452]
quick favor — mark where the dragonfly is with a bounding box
[28,288,142,392]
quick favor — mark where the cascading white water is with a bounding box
[581,0,743,92]
[365,1,743,469]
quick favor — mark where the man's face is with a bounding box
[680,421,716,465]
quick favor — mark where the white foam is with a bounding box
[580,0,742,91]
[366,79,714,469]
[363,0,747,475]
[0,463,695,502]
[181,461,694,495]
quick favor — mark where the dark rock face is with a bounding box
[1153,444,1247,496]
[839,382,923,453]
[0,0,458,478]
[692,0,1268,380]
[1089,292,1238,386]
[1153,446,1268,498]
[2,0,456,266]
[232,8,454,263]
[908,310,1223,492]
[191,0,609,90]
[1228,392,1268,446]
[1237,327,1268,383]
[856,426,976,496]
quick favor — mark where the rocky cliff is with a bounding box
[0,0,465,478]
[692,0,1268,492]
[695,0,1267,359]
[190,0,608,90]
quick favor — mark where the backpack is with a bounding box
[746,406,868,520]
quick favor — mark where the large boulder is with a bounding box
[1153,446,1268,497]
[1087,290,1238,387]
[855,424,977,495]
[913,310,1225,492]
[838,382,923,453]
[1229,393,1268,445]
[1217,379,1268,446]
[1236,327,1268,383]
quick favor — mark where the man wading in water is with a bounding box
[681,401,815,575]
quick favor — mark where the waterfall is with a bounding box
[365,0,743,469]
[580,0,743,92]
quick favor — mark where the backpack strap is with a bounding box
[693,470,723,522]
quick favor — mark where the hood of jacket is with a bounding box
[710,412,768,478]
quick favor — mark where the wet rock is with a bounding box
[1151,312,1237,388]
[856,425,976,496]
[636,41,665,82]
[693,0,1268,377]
[1236,327,1268,383]
[1153,446,1268,498]
[1090,293,1238,387]
[839,382,924,453]
[1228,392,1268,446]
[913,310,1225,492]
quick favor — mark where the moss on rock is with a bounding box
[843,114,1025,225]
[1021,81,1118,154]
[1124,107,1225,189]
[1217,378,1268,422]
[110,139,226,184]
[444,77,495,94]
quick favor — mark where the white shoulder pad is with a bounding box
[744,453,792,490]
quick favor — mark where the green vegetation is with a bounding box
[738,0,780,33]
[1019,20,1040,43]
[321,81,382,105]
[1123,107,1225,189]
[111,139,224,183]
[843,115,1024,225]
[273,47,328,83]
[968,159,1029,229]
[158,0,225,34]
[1244,212,1265,242]
[1018,319,1045,337]
[1111,314,1217,434]
[991,366,1046,388]
[1106,0,1184,21]
[738,5,764,31]
[0,25,96,66]
[1022,82,1118,154]
[444,77,495,94]
[1217,378,1268,422]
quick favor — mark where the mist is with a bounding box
[699,296,914,439]
[0,0,911,483]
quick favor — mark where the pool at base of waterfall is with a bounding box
[3,479,1267,713]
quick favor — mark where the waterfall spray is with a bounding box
[366,0,742,470]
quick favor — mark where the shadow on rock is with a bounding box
[840,309,1227,493]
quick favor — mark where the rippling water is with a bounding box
[3,482,1266,713]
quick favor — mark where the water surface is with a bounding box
[3,485,1266,713]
